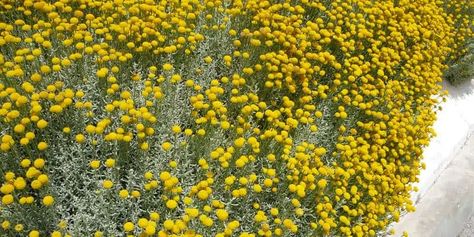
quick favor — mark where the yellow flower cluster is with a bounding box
[443,0,474,62]
[0,0,472,236]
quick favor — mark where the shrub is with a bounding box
[443,0,474,85]
[444,41,474,85]
[0,0,472,237]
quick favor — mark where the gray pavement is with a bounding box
[459,215,474,237]
[393,133,474,237]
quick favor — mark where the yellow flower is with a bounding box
[234,137,245,148]
[161,142,172,151]
[200,215,214,227]
[160,171,171,181]
[119,190,129,199]
[103,180,113,189]
[29,230,40,237]
[163,220,174,230]
[38,174,49,184]
[75,134,85,143]
[216,209,229,221]
[51,231,62,237]
[20,159,31,168]
[105,159,116,168]
[14,224,23,232]
[171,74,182,83]
[165,199,177,209]
[317,179,327,189]
[96,68,109,78]
[34,158,45,169]
[197,129,206,136]
[140,142,149,150]
[49,105,63,113]
[14,177,26,190]
[90,160,100,169]
[31,180,42,190]
[197,190,209,200]
[42,195,54,206]
[144,171,153,180]
[169,160,178,168]
[2,194,14,205]
[150,212,160,221]
[37,141,48,151]
[30,73,42,82]
[123,222,134,232]
[204,56,213,63]
[1,220,10,230]
[163,63,173,71]
[40,65,51,74]
[171,125,181,133]
[138,218,148,228]
[62,127,71,133]
[145,224,156,235]
[37,119,48,129]
[131,190,141,198]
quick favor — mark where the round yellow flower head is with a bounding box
[42,195,54,206]
[166,199,178,209]
[102,180,113,189]
[90,160,100,169]
[161,142,172,151]
[123,222,134,232]
[29,230,40,237]
[163,63,173,71]
[37,142,48,151]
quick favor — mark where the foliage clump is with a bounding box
[443,0,474,85]
[444,41,474,85]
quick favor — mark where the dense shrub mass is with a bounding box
[0,0,472,236]
[444,41,474,85]
[443,1,473,85]
[443,0,473,63]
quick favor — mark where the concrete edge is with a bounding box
[392,78,474,236]
[414,125,474,204]
[391,130,474,237]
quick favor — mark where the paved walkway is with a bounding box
[459,215,474,237]
[393,133,474,237]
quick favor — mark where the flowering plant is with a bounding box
[0,0,472,236]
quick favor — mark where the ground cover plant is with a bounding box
[444,41,474,85]
[0,0,472,236]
